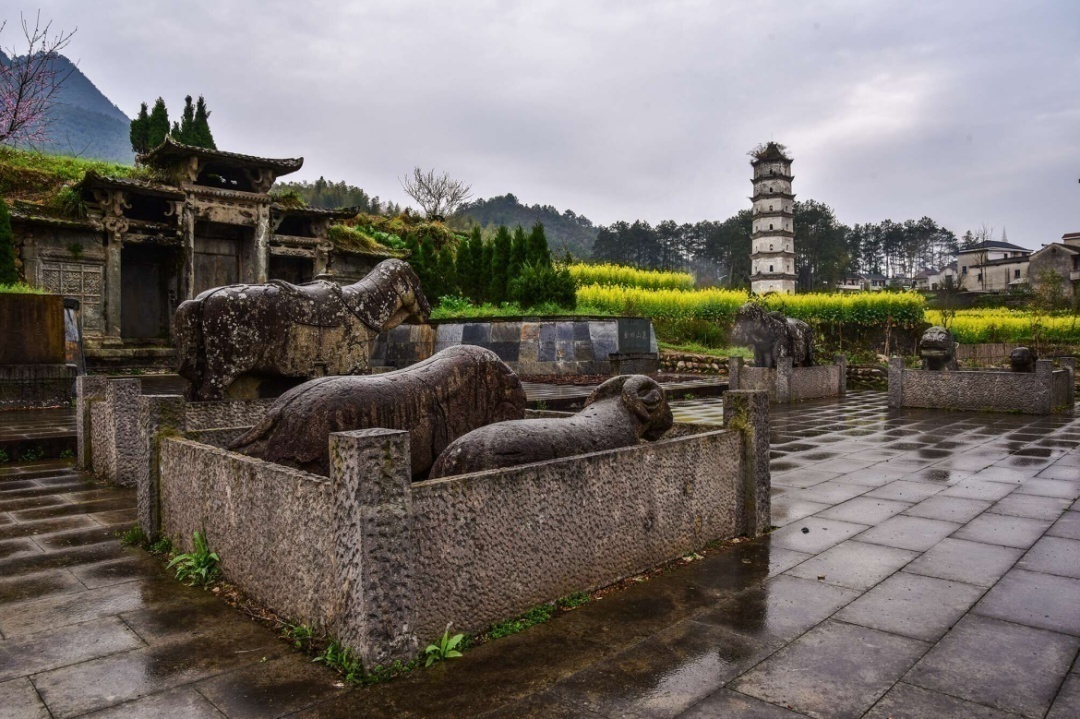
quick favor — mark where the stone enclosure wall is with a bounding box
[888,357,1076,414]
[143,390,770,669]
[371,317,659,375]
[728,355,847,403]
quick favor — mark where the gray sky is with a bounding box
[22,0,1080,248]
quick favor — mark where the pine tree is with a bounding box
[192,96,216,149]
[437,243,458,298]
[509,225,527,284]
[487,225,512,304]
[178,95,196,144]
[129,102,150,154]
[526,222,551,267]
[0,198,18,285]
[147,97,170,149]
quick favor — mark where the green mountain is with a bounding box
[459,194,598,258]
[2,51,134,163]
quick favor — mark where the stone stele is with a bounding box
[230,345,527,477]
[174,258,431,401]
[429,374,674,478]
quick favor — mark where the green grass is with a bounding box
[0,283,47,294]
[430,299,611,320]
[659,341,751,358]
[0,146,137,184]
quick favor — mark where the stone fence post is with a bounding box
[1059,357,1076,409]
[775,357,793,404]
[330,428,419,668]
[723,390,770,536]
[835,354,848,396]
[888,357,904,408]
[1035,360,1054,415]
[728,356,743,390]
[76,375,108,470]
[100,378,142,485]
[136,395,186,540]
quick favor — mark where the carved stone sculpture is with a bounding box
[175,259,430,401]
[429,375,673,479]
[730,302,814,368]
[230,345,526,477]
[918,326,958,371]
[1010,346,1038,373]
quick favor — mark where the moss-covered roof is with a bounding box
[137,136,303,174]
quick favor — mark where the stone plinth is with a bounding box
[152,391,770,668]
[729,355,846,403]
[887,357,1075,415]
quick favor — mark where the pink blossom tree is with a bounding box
[0,12,76,146]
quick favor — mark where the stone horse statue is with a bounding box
[918,326,958,371]
[175,259,430,401]
[730,302,814,368]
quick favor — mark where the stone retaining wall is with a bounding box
[147,391,771,669]
[888,357,1075,414]
[372,317,659,375]
[728,355,847,403]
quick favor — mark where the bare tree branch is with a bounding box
[399,167,472,220]
[0,11,77,146]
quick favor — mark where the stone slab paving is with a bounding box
[0,390,1078,718]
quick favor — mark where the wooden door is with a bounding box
[193,237,240,295]
[121,246,166,339]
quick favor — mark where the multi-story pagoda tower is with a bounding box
[749,142,796,294]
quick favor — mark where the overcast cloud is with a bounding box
[19,0,1080,248]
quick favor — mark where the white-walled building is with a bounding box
[956,240,1032,292]
[749,142,796,294]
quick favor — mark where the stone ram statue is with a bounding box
[230,345,527,478]
[1010,346,1038,373]
[428,374,673,479]
[918,326,958,371]
[730,302,814,368]
[174,259,430,401]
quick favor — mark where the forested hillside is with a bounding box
[1,51,133,163]
[458,194,598,258]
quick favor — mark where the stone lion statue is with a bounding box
[1010,347,1038,373]
[730,302,814,369]
[918,326,958,371]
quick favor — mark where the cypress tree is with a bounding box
[526,221,551,267]
[509,225,528,281]
[487,225,512,304]
[480,241,494,305]
[178,95,196,144]
[404,233,423,283]
[147,97,170,149]
[0,198,18,285]
[129,102,150,154]
[465,227,486,303]
[193,96,216,149]
[437,243,458,298]
[455,230,476,301]
[418,235,440,300]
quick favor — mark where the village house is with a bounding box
[1027,232,1080,299]
[956,240,1032,292]
[10,138,398,366]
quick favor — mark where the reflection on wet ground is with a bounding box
[1,390,1078,717]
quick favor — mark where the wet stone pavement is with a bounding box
[1,389,1079,718]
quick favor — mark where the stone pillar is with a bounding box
[888,357,904,408]
[136,395,186,540]
[835,354,848,396]
[1059,357,1076,408]
[103,233,123,343]
[775,357,793,404]
[329,428,419,667]
[253,203,270,284]
[105,378,143,486]
[181,204,196,300]
[1035,359,1054,415]
[76,375,108,470]
[729,356,743,390]
[723,390,771,536]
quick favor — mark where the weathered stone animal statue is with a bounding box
[730,302,814,369]
[175,259,430,401]
[918,326,958,371]
[428,374,673,479]
[230,345,526,478]
[1010,346,1038,373]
